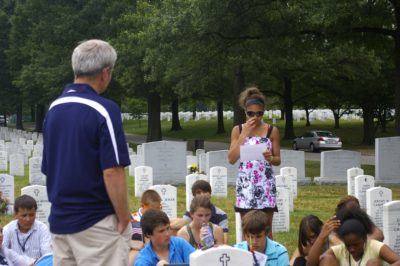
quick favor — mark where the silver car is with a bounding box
[293,130,342,152]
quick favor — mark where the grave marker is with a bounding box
[272,187,290,232]
[366,187,392,229]
[280,166,298,199]
[150,184,177,218]
[206,150,238,185]
[347,167,364,196]
[354,175,375,210]
[9,153,24,177]
[134,166,153,197]
[275,175,294,212]
[375,137,400,184]
[383,201,400,254]
[273,150,307,183]
[29,157,46,185]
[210,167,228,198]
[0,174,14,215]
[190,246,253,266]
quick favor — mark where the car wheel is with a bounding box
[293,142,298,150]
[310,143,316,152]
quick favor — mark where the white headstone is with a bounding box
[186,174,208,211]
[134,166,153,198]
[150,184,177,218]
[196,149,205,157]
[383,201,400,254]
[347,167,364,196]
[280,167,297,199]
[199,153,206,174]
[375,137,400,184]
[190,245,253,266]
[366,187,392,229]
[316,150,361,183]
[0,174,14,215]
[273,150,307,183]
[187,155,198,168]
[21,185,51,225]
[128,154,144,177]
[9,153,24,177]
[354,175,375,210]
[210,167,228,198]
[0,151,7,172]
[143,141,186,184]
[275,175,294,212]
[29,157,46,185]
[206,150,238,185]
[272,187,290,232]
[235,212,242,243]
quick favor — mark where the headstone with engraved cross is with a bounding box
[21,185,51,226]
[150,184,177,218]
[190,246,253,266]
[134,166,153,198]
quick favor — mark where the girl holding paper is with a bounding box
[228,87,281,238]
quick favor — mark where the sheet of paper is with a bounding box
[240,142,268,162]
[253,251,267,266]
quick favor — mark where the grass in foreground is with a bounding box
[2,168,400,256]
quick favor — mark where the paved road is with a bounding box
[125,133,375,165]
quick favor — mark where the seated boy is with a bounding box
[234,210,289,266]
[134,209,195,266]
[170,180,229,244]
[130,189,163,264]
[3,195,52,262]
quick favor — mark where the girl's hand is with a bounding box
[241,117,257,138]
[320,216,341,239]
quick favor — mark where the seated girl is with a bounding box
[308,208,400,266]
[177,196,224,249]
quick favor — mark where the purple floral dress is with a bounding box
[235,136,276,210]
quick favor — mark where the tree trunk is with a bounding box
[31,106,36,122]
[216,99,225,134]
[146,92,162,142]
[3,112,7,127]
[16,100,23,130]
[280,108,285,120]
[361,104,375,145]
[305,108,311,127]
[170,96,182,131]
[381,109,387,133]
[34,104,45,132]
[332,109,340,129]
[283,77,295,140]
[233,64,246,126]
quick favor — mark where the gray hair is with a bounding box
[71,39,117,78]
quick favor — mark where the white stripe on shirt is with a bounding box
[49,96,120,164]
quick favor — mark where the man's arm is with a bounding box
[103,166,130,233]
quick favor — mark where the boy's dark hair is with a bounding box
[298,215,323,256]
[336,208,373,239]
[242,210,270,235]
[141,189,161,205]
[14,195,37,213]
[141,209,169,237]
[189,195,212,214]
[191,180,211,196]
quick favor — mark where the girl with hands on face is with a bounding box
[228,87,281,239]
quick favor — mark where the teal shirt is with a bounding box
[234,237,289,266]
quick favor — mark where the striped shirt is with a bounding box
[3,220,52,260]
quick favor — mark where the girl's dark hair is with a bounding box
[336,208,373,239]
[335,195,360,214]
[298,215,323,256]
[189,195,212,214]
[238,87,266,110]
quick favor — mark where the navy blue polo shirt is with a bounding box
[42,83,130,234]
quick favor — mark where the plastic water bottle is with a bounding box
[201,223,214,248]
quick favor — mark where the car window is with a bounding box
[316,131,334,137]
[303,132,313,138]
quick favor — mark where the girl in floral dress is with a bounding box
[228,87,281,238]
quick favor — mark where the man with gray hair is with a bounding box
[42,39,131,265]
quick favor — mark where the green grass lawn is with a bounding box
[123,118,397,152]
[2,167,400,257]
